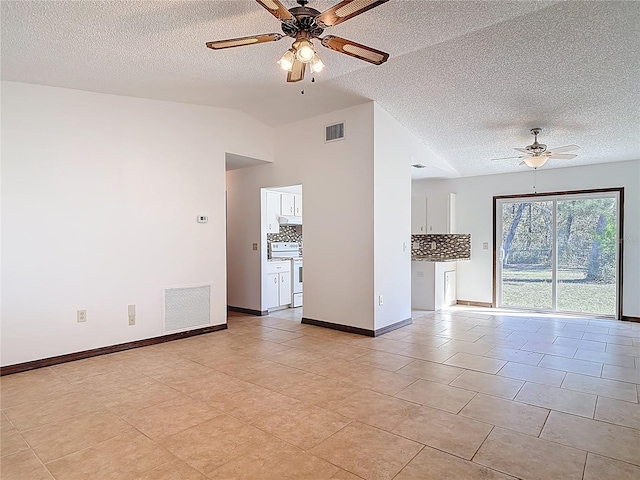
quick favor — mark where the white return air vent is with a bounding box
[325,122,345,143]
[163,283,211,334]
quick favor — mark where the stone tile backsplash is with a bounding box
[412,234,471,260]
[267,225,302,244]
[267,225,302,257]
[266,228,467,260]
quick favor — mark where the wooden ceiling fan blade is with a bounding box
[547,145,580,154]
[317,0,389,27]
[287,59,305,82]
[206,33,283,50]
[255,0,295,22]
[321,35,389,65]
[548,153,577,159]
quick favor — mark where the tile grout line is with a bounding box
[389,444,426,480]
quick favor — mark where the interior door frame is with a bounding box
[492,187,624,320]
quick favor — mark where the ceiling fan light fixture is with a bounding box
[295,39,316,63]
[524,156,549,168]
[310,54,325,73]
[206,0,391,83]
[277,49,295,71]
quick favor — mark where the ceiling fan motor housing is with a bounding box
[526,127,547,153]
[281,6,324,38]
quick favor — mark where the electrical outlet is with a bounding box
[128,304,136,326]
[77,309,87,323]
[252,243,258,251]
[378,295,384,306]
[431,242,437,250]
[483,242,489,250]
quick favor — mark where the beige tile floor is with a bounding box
[1,307,640,479]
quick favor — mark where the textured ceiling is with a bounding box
[2,1,639,178]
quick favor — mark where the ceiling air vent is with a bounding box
[325,122,345,143]
[412,163,427,169]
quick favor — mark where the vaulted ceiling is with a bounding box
[2,1,639,178]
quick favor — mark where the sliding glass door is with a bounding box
[496,190,621,318]
[499,200,554,310]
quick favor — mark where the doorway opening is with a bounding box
[263,184,303,318]
[494,188,623,319]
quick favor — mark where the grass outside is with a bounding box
[501,266,616,316]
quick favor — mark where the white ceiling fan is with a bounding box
[492,128,580,168]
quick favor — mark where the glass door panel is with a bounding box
[499,200,554,310]
[557,197,618,316]
[496,191,620,318]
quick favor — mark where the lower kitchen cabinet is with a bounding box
[411,260,457,310]
[265,261,291,309]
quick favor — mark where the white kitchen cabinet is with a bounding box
[411,261,457,310]
[279,271,292,305]
[265,273,279,309]
[294,194,302,217]
[411,196,427,234]
[265,261,291,309]
[426,193,456,233]
[266,191,281,233]
[444,270,456,307]
[280,193,295,216]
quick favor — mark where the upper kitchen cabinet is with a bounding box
[265,187,303,231]
[411,196,427,234]
[426,193,457,234]
[294,194,302,217]
[266,190,281,233]
[280,193,295,216]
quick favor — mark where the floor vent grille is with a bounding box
[163,284,211,334]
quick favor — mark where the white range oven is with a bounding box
[292,258,302,307]
[270,242,303,307]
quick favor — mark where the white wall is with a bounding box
[1,82,274,366]
[412,160,640,316]
[226,102,377,330]
[227,102,439,332]
[372,104,434,329]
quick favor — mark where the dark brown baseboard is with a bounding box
[227,305,267,316]
[375,318,413,336]
[302,317,373,336]
[622,316,640,323]
[457,300,493,308]
[302,317,412,337]
[0,324,227,377]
